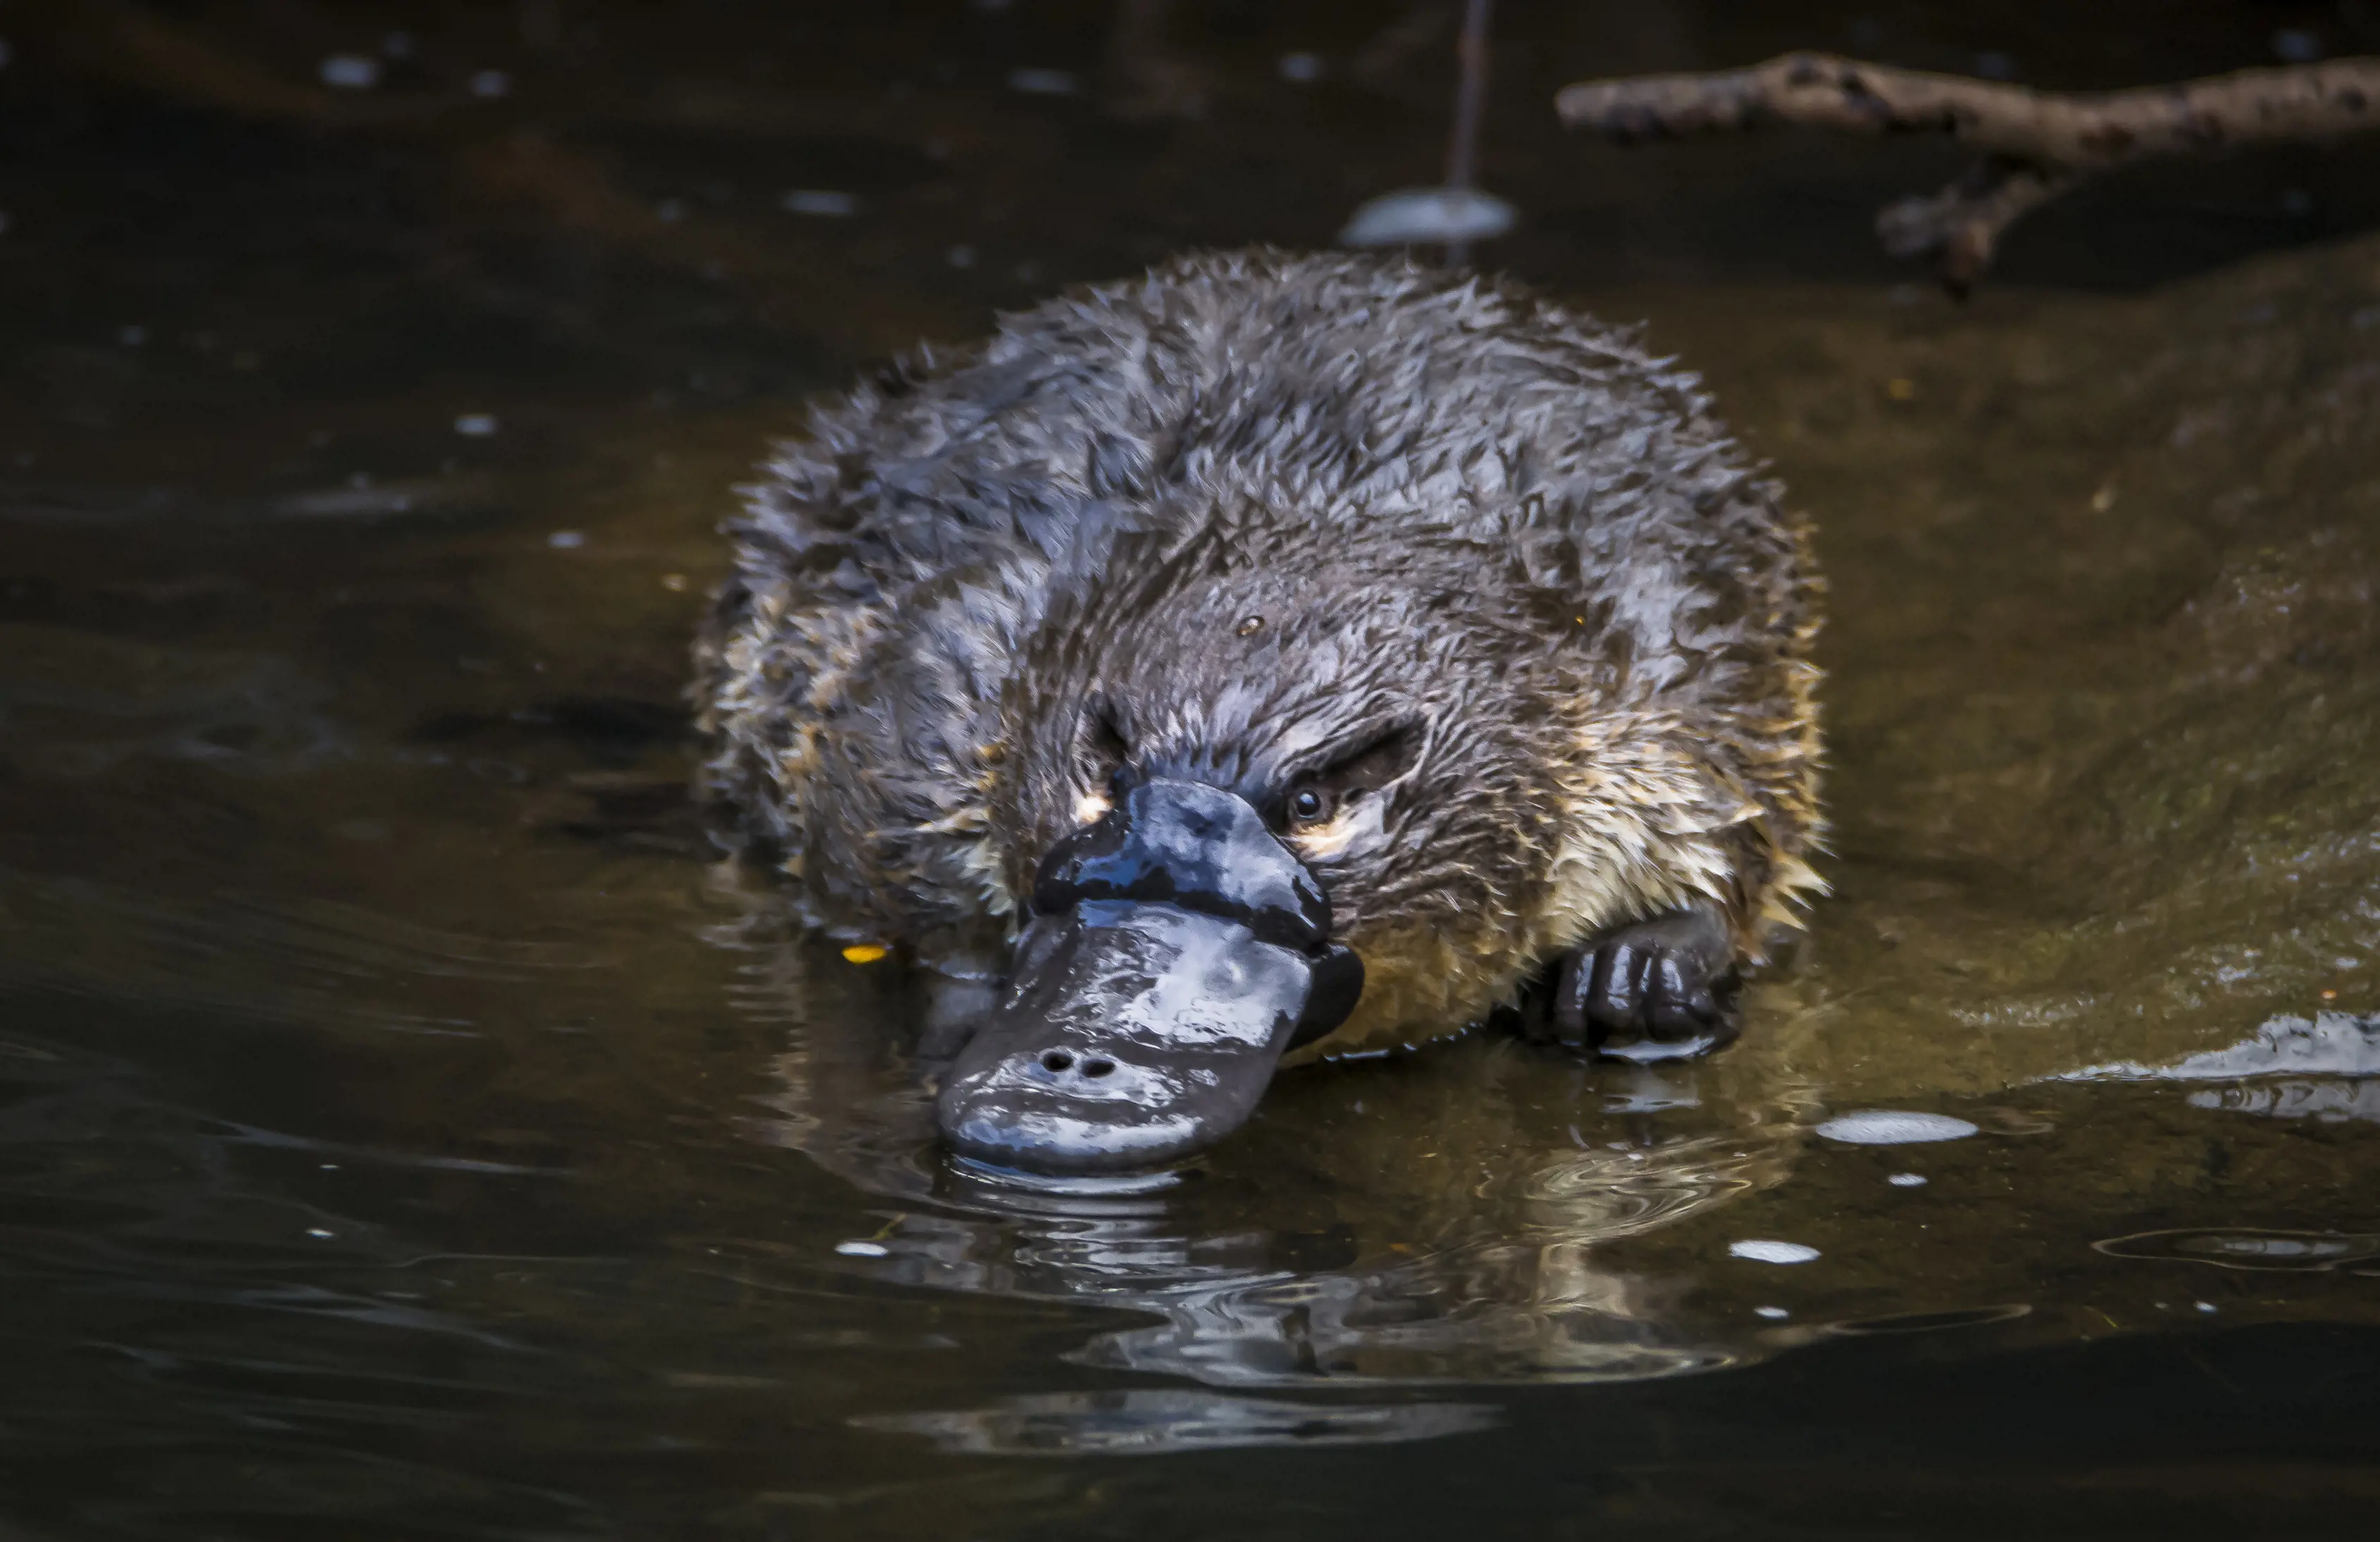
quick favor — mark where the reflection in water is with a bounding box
[2186,1081,2380,1123]
[1822,1305,2033,1336]
[2094,1229,2380,1271]
[741,933,1808,1400]
[856,1390,1500,1456]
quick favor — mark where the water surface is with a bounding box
[4,2,2379,1536]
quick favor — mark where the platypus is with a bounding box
[696,249,1824,1173]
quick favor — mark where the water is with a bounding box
[4,1,2379,1536]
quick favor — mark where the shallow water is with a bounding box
[4,1,2380,1536]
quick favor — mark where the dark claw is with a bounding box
[1548,907,1741,1061]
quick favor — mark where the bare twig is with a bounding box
[1557,52,2380,292]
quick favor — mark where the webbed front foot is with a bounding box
[1533,907,1742,1062]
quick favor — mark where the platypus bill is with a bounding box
[697,249,1824,1174]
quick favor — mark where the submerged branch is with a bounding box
[1556,53,2380,292]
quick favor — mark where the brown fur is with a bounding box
[695,249,1825,1053]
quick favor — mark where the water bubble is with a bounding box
[1730,1239,1820,1264]
[471,69,512,99]
[1815,1110,1979,1145]
[1887,1172,1929,1187]
[320,54,380,91]
[1278,53,1325,84]
[454,413,499,437]
[547,530,585,549]
[306,1227,334,1239]
[1007,68,1079,97]
[782,189,858,218]
[1754,1305,1790,1319]
[1339,187,1517,248]
[836,1240,890,1257]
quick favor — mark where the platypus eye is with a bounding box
[1281,722,1419,834]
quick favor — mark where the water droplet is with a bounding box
[471,69,512,99]
[836,1240,890,1257]
[1007,68,1078,97]
[320,54,380,90]
[454,413,499,436]
[1888,1172,1928,1187]
[1730,1239,1820,1264]
[1755,1305,1790,1319]
[306,1227,334,1239]
[547,530,585,549]
[782,189,858,218]
[1815,1110,1979,1145]
[1278,52,1325,84]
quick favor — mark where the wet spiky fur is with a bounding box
[695,249,1824,1055]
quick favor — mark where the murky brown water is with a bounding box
[4,2,2379,1536]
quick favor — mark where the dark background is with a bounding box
[4,0,2377,440]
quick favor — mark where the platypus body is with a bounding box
[697,249,1824,1172]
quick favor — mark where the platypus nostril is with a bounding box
[1083,1057,1116,1078]
[1040,1050,1075,1073]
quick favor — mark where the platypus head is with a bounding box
[937,527,1580,1174]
